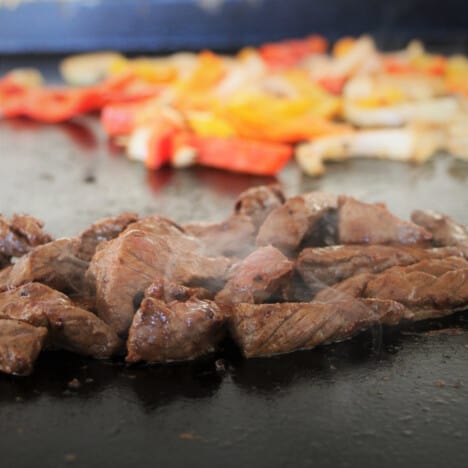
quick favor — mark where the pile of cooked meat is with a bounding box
[1,186,467,375]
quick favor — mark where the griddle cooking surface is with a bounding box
[1,58,468,468]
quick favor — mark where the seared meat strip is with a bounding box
[411,210,468,255]
[0,214,52,260]
[256,192,338,255]
[4,238,88,294]
[86,216,233,336]
[0,319,47,375]
[77,212,139,261]
[297,245,463,293]
[0,283,120,358]
[184,185,284,258]
[126,296,225,363]
[315,256,468,320]
[229,299,410,358]
[215,246,293,306]
[338,196,431,245]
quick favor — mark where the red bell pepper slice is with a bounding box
[259,35,328,69]
[101,101,142,136]
[316,76,347,95]
[174,134,292,175]
[145,123,178,170]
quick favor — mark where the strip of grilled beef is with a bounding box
[77,212,139,261]
[0,214,52,260]
[215,246,293,306]
[184,185,284,258]
[0,319,47,375]
[229,299,411,358]
[411,210,468,255]
[337,196,432,245]
[86,216,233,337]
[315,256,468,321]
[2,238,88,294]
[256,192,338,255]
[297,245,464,293]
[0,283,120,358]
[126,282,225,363]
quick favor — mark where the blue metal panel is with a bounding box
[0,0,467,53]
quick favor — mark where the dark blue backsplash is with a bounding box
[0,0,467,53]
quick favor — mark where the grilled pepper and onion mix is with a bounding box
[1,35,467,175]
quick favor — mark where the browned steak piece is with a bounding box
[215,246,293,306]
[297,245,463,293]
[86,216,233,336]
[0,319,47,375]
[77,212,139,261]
[233,184,285,228]
[315,256,468,321]
[229,299,410,358]
[256,192,338,255]
[184,215,256,258]
[183,185,284,258]
[0,254,9,269]
[411,210,468,255]
[126,296,225,363]
[0,265,12,293]
[4,238,88,294]
[0,283,120,358]
[145,279,213,303]
[0,214,52,259]
[338,196,432,245]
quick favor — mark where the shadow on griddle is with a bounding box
[0,313,466,405]
[0,351,223,412]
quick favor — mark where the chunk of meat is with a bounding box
[77,212,139,261]
[215,246,293,306]
[256,192,338,255]
[5,238,88,294]
[0,283,120,358]
[229,299,410,358]
[0,319,47,375]
[86,216,233,336]
[0,214,52,259]
[233,184,285,228]
[411,210,468,255]
[126,297,225,363]
[145,279,213,303]
[297,245,463,293]
[0,254,9,269]
[184,185,285,258]
[315,256,468,320]
[338,196,432,245]
[0,265,12,293]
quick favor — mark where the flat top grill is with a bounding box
[0,56,468,468]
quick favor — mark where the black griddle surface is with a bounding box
[1,58,468,468]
